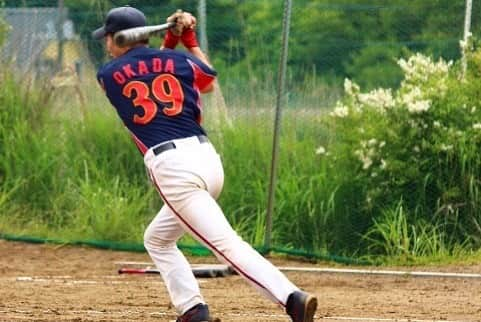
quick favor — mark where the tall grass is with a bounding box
[363,200,467,260]
[0,71,158,242]
[0,68,347,254]
[1,47,480,264]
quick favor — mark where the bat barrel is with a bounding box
[114,32,150,47]
[114,33,142,47]
[114,22,176,47]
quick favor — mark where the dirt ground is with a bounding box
[0,240,480,322]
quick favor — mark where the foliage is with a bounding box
[234,0,474,87]
[3,0,477,88]
[345,45,407,90]
[321,38,481,257]
[1,42,480,261]
[1,1,481,263]
[363,200,457,261]
[0,17,8,47]
[0,69,157,242]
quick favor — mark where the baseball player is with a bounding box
[92,6,317,322]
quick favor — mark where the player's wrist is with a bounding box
[163,29,180,49]
[181,28,199,48]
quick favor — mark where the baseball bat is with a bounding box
[114,22,176,47]
[118,268,159,275]
[118,267,236,278]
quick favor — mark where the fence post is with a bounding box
[56,0,65,72]
[462,0,473,78]
[265,0,292,251]
[197,0,209,54]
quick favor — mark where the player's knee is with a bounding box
[143,226,176,251]
[143,226,157,251]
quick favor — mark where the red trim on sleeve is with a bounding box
[187,59,216,92]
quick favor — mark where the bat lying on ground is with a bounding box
[114,22,176,47]
[118,265,236,278]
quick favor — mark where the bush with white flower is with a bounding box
[320,37,481,256]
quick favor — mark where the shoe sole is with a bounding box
[303,295,318,322]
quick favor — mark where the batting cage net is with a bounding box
[0,0,480,264]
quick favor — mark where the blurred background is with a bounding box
[2,1,477,113]
[0,0,480,264]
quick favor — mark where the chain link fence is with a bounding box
[1,1,476,119]
[1,1,476,108]
[0,0,479,259]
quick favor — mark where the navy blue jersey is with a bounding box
[97,47,216,154]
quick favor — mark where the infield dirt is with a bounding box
[0,240,480,321]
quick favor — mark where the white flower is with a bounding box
[358,88,395,112]
[355,143,376,170]
[368,138,378,147]
[361,156,373,170]
[400,86,431,114]
[398,54,452,100]
[433,121,441,128]
[380,159,387,170]
[344,78,360,96]
[316,146,326,155]
[471,106,477,114]
[354,149,373,169]
[413,146,420,153]
[473,123,481,130]
[407,100,431,113]
[440,144,453,151]
[398,53,452,84]
[379,141,386,148]
[330,103,349,118]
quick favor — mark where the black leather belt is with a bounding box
[152,135,209,156]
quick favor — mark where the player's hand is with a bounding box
[167,10,197,36]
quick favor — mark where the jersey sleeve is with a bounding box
[186,56,217,92]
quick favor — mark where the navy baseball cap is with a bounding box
[92,6,146,39]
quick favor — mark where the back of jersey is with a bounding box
[97,47,216,154]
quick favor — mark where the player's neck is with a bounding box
[111,44,147,58]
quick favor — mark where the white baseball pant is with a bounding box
[143,135,298,315]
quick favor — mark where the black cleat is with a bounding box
[286,291,318,322]
[176,303,220,322]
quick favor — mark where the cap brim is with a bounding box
[92,26,107,40]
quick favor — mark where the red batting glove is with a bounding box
[163,29,180,49]
[181,28,199,48]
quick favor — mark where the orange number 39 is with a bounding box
[122,74,184,124]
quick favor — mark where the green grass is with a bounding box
[0,58,480,265]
